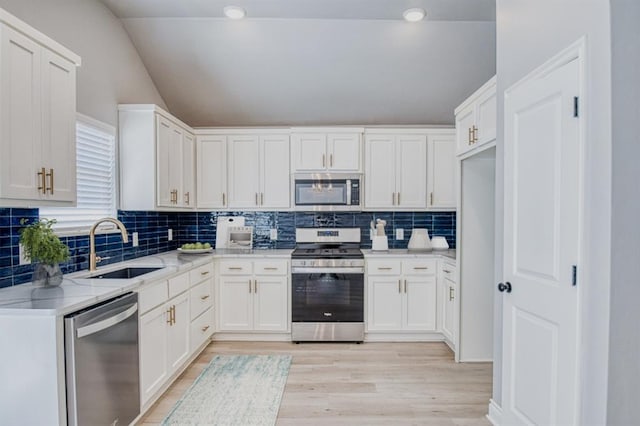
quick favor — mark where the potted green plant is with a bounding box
[19,218,70,287]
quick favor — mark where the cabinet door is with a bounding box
[364,135,396,209]
[404,276,437,331]
[218,276,253,331]
[396,135,427,209]
[455,104,476,156]
[41,49,76,203]
[227,135,260,208]
[427,134,456,209]
[181,131,195,208]
[291,133,326,171]
[196,135,227,208]
[156,117,182,207]
[441,278,456,342]
[0,26,42,201]
[253,276,288,331]
[167,292,190,373]
[476,84,497,146]
[366,276,403,331]
[260,135,290,209]
[139,304,169,405]
[327,133,361,171]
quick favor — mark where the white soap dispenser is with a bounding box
[372,219,389,251]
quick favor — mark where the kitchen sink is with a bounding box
[86,267,163,279]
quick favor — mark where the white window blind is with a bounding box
[40,115,117,234]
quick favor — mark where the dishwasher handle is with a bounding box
[76,303,138,338]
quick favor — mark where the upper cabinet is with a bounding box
[291,128,363,172]
[455,76,496,157]
[427,132,456,210]
[119,105,196,211]
[0,12,81,207]
[227,133,290,209]
[196,135,227,209]
[364,132,428,210]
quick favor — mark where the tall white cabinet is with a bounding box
[427,132,456,210]
[0,13,80,207]
[119,105,196,210]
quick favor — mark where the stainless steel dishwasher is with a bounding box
[65,292,140,426]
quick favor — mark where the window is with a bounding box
[40,114,117,234]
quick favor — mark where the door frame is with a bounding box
[490,36,588,425]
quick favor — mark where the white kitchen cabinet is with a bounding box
[119,104,195,211]
[139,301,169,406]
[217,259,289,333]
[291,129,363,172]
[166,292,190,371]
[227,134,290,209]
[427,132,456,210]
[0,18,80,207]
[196,134,227,208]
[366,258,437,332]
[439,260,457,347]
[364,133,427,210]
[455,76,496,157]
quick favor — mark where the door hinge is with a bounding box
[573,96,579,118]
[572,265,578,286]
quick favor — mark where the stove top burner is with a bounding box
[292,244,364,259]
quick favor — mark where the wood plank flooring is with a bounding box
[139,342,492,426]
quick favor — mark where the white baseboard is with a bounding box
[212,332,292,342]
[486,398,502,426]
[364,332,444,342]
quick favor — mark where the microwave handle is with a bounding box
[346,179,352,205]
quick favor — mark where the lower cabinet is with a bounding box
[367,258,437,332]
[439,260,457,345]
[217,259,289,333]
[138,261,214,407]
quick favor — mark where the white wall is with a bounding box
[0,0,166,127]
[495,1,612,424]
[608,1,640,425]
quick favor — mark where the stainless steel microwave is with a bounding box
[292,173,362,211]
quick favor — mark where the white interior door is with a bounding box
[502,56,581,425]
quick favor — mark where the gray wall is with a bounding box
[0,0,166,127]
[608,1,640,424]
[495,1,612,423]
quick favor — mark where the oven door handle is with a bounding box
[291,267,365,274]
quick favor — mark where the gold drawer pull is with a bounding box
[413,267,429,270]
[200,271,210,275]
[201,325,210,332]
[46,169,54,194]
[378,267,392,270]
[443,269,452,273]
[37,167,47,194]
[228,267,243,270]
[449,287,455,301]
[263,267,278,271]
[200,295,210,300]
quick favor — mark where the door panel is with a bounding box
[156,118,173,207]
[292,133,326,171]
[455,105,475,155]
[260,135,290,208]
[181,132,195,208]
[396,135,427,208]
[366,277,402,330]
[404,277,437,331]
[227,135,259,208]
[196,135,227,208]
[139,305,168,405]
[218,277,253,331]
[327,133,361,171]
[502,56,581,426]
[427,134,456,209]
[364,135,396,208]
[253,277,288,331]
[166,293,190,373]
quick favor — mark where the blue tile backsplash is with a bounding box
[0,208,455,288]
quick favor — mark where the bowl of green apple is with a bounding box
[178,242,213,254]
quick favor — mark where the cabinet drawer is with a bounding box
[168,272,190,298]
[441,263,457,282]
[219,260,252,275]
[138,280,168,314]
[254,260,288,276]
[403,259,436,275]
[190,262,214,285]
[190,307,214,352]
[367,260,401,275]
[190,280,213,320]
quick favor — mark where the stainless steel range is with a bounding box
[291,228,364,342]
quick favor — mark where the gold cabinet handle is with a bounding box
[472,125,478,142]
[330,154,333,167]
[378,267,392,270]
[222,192,226,206]
[201,325,210,332]
[228,267,243,270]
[184,191,190,205]
[261,192,264,205]
[167,308,173,324]
[254,279,257,293]
[398,279,402,293]
[430,192,434,206]
[392,192,397,205]
[443,269,452,273]
[263,267,278,271]
[397,192,401,205]
[468,127,473,144]
[413,267,429,270]
[404,279,407,293]
[249,279,252,293]
[37,167,47,194]
[449,287,455,301]
[46,169,54,194]
[201,271,210,276]
[255,193,259,206]
[200,295,210,300]
[172,305,176,324]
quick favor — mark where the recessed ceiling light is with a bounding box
[224,6,246,20]
[403,8,426,22]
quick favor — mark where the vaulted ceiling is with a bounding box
[101,0,496,127]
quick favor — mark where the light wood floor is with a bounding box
[139,341,492,426]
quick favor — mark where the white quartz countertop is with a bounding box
[362,249,456,261]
